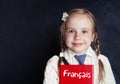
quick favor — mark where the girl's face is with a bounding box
[65,14,95,54]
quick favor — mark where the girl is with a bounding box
[43,8,116,84]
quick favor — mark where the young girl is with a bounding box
[43,8,116,84]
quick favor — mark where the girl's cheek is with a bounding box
[66,34,73,38]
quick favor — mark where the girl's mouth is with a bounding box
[72,43,84,47]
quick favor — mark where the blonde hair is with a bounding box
[59,8,104,83]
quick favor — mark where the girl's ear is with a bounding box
[92,33,95,42]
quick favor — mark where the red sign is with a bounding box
[60,65,94,84]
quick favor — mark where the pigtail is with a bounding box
[58,22,66,75]
[98,59,104,82]
[58,52,63,71]
[94,34,100,56]
[89,7,105,82]
[94,33,105,83]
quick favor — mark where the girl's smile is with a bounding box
[72,42,84,47]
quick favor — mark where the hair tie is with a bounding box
[62,12,69,22]
[59,52,64,57]
[98,55,101,60]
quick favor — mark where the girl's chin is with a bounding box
[72,50,84,54]
[72,48,87,54]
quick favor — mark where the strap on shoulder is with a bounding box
[61,57,69,65]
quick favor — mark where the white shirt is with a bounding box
[43,47,116,84]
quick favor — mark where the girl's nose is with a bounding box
[74,32,81,40]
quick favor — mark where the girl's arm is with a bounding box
[43,56,59,84]
[101,55,116,84]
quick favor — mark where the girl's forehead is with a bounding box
[66,14,94,29]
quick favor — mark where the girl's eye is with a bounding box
[67,29,75,33]
[82,30,88,33]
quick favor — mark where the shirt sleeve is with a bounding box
[101,55,116,84]
[43,56,59,84]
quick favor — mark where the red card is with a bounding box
[60,65,94,84]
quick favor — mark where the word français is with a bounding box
[63,70,91,79]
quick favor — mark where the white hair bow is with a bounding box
[62,12,69,22]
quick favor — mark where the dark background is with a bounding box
[0,0,120,84]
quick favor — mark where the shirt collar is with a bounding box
[86,46,96,58]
